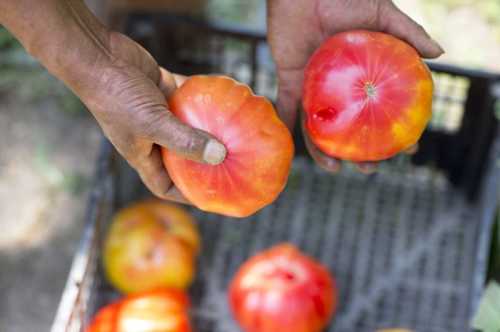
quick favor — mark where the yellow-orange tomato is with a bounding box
[303,30,433,162]
[103,201,200,294]
[161,75,294,218]
[86,289,192,332]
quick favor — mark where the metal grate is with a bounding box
[430,72,470,133]
[66,154,489,332]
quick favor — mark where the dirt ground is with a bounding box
[0,93,101,332]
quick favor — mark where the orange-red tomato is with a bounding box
[161,75,294,218]
[86,289,191,332]
[303,30,433,162]
[229,243,337,332]
[86,303,120,332]
[103,201,200,294]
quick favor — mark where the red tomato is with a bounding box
[86,289,191,332]
[229,243,337,332]
[303,30,433,161]
[86,303,120,332]
[103,201,199,294]
[161,75,294,218]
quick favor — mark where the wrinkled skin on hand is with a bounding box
[81,33,226,202]
[267,0,443,173]
[0,0,226,203]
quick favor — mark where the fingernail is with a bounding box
[431,38,445,55]
[203,139,227,165]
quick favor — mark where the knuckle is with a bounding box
[116,142,148,169]
[98,65,131,99]
[136,112,164,137]
[182,134,203,153]
[172,131,206,156]
[123,150,144,169]
[415,23,426,34]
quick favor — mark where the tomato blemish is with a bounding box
[313,107,338,122]
[273,269,296,281]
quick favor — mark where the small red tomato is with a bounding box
[161,75,294,218]
[86,289,191,332]
[303,30,433,161]
[229,243,337,332]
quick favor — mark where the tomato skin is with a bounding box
[85,289,191,332]
[303,30,433,162]
[103,201,200,294]
[229,243,337,332]
[161,75,294,218]
[86,303,120,332]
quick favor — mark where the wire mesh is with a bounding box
[430,73,470,133]
[62,155,489,332]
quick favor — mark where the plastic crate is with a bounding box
[51,14,500,332]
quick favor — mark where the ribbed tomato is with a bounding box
[229,244,337,332]
[162,75,294,218]
[85,289,191,332]
[303,30,433,161]
[103,201,200,294]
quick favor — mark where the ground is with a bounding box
[0,93,100,332]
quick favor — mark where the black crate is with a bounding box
[52,14,500,332]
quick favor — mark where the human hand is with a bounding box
[84,33,226,202]
[267,0,443,173]
[0,0,226,202]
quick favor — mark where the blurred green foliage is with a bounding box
[0,26,85,114]
[35,144,88,195]
[206,0,261,24]
[423,0,500,24]
[472,281,500,332]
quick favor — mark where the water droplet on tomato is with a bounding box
[313,107,338,122]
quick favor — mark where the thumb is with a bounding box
[382,2,444,59]
[145,108,227,165]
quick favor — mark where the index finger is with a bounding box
[158,68,189,97]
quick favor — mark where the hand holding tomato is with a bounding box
[0,0,227,203]
[267,0,443,173]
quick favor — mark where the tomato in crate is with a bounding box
[229,243,337,332]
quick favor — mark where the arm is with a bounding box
[267,0,443,173]
[0,0,226,201]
